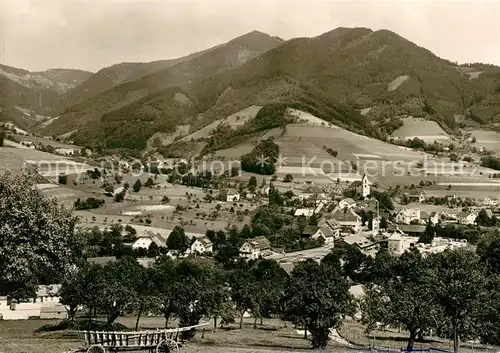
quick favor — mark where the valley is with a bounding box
[1,18,500,353]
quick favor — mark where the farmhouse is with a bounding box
[240,236,272,260]
[132,231,167,249]
[338,198,356,210]
[55,147,78,156]
[457,210,477,225]
[220,188,240,202]
[483,196,499,206]
[394,208,421,224]
[302,224,339,245]
[331,207,362,233]
[406,189,426,203]
[0,284,65,320]
[342,234,377,255]
[294,208,315,217]
[190,236,213,254]
[298,185,324,200]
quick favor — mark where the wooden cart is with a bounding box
[79,323,208,353]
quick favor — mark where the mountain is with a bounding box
[44,31,284,136]
[59,27,500,152]
[57,45,225,109]
[0,65,93,129]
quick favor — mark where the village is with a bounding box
[2,161,498,324]
[2,4,500,352]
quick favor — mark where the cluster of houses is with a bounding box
[0,285,66,320]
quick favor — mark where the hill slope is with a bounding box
[44,31,284,136]
[40,27,500,153]
[57,45,225,109]
[0,65,93,129]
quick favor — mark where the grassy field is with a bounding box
[180,105,262,142]
[0,145,86,173]
[469,129,500,155]
[1,316,495,353]
[390,117,450,142]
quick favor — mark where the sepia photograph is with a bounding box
[0,1,500,352]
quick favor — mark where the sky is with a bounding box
[1,0,499,72]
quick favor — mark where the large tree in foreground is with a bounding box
[282,259,354,348]
[0,171,81,301]
[428,249,486,353]
[362,249,441,351]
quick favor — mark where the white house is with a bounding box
[429,212,440,225]
[457,211,477,225]
[337,198,356,210]
[0,284,65,320]
[298,185,324,200]
[483,197,499,207]
[386,233,419,255]
[294,208,315,217]
[55,147,78,156]
[406,189,426,203]
[310,224,339,245]
[239,236,272,260]
[395,208,421,224]
[225,188,240,202]
[330,206,362,233]
[190,236,213,254]
[132,231,167,249]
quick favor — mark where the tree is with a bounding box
[0,171,82,301]
[59,264,94,324]
[58,174,68,185]
[98,257,143,326]
[114,190,125,202]
[419,221,435,244]
[161,196,170,204]
[151,256,177,328]
[104,184,114,195]
[161,258,222,339]
[428,249,487,352]
[268,186,283,206]
[283,174,293,183]
[251,259,286,327]
[133,179,142,192]
[123,225,137,243]
[166,226,189,254]
[362,250,440,350]
[282,260,354,348]
[476,209,495,226]
[229,261,257,329]
[132,266,157,330]
[144,177,154,187]
[247,176,257,192]
[371,191,394,211]
[380,217,388,229]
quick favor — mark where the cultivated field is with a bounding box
[181,105,262,142]
[469,129,500,155]
[0,145,90,175]
[391,117,450,141]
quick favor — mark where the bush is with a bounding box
[74,197,105,210]
[241,138,280,175]
[283,174,294,183]
[133,179,142,192]
[481,156,500,171]
[114,191,125,202]
[58,174,68,185]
